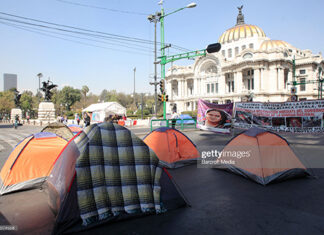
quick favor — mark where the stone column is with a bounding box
[167,80,172,100]
[260,68,265,91]
[178,79,182,98]
[235,71,243,93]
[194,77,198,96]
[220,74,226,95]
[198,78,201,95]
[271,67,278,92]
[254,69,260,92]
[278,67,284,91]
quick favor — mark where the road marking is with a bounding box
[7,133,29,142]
[0,136,17,149]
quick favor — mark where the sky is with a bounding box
[0,0,324,95]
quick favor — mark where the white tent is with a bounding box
[82,102,126,123]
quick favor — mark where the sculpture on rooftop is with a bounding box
[236,5,245,25]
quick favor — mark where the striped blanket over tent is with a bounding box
[75,123,163,226]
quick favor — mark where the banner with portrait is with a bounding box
[234,100,324,133]
[197,99,233,133]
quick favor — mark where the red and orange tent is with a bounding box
[0,132,69,194]
[219,128,310,185]
[68,124,83,135]
[143,127,200,168]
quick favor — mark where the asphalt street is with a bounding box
[1,123,324,234]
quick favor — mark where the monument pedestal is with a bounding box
[11,108,22,122]
[38,102,56,123]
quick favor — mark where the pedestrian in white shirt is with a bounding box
[171,111,179,129]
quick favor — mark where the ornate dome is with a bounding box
[259,40,294,51]
[218,24,266,44]
[218,6,266,44]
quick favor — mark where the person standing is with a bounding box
[84,112,91,127]
[171,111,179,129]
[75,113,80,125]
[14,114,19,129]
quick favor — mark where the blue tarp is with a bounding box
[176,114,195,124]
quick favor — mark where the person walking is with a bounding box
[14,114,19,129]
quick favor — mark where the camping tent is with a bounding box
[68,124,83,135]
[82,102,126,123]
[0,132,78,234]
[0,123,186,234]
[0,132,69,195]
[219,127,310,185]
[143,127,200,168]
[41,122,74,140]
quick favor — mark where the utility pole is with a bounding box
[148,12,161,117]
[141,93,144,120]
[153,18,158,117]
[133,67,136,106]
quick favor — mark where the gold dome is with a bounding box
[218,24,266,44]
[259,40,293,51]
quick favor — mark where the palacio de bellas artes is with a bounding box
[165,7,324,113]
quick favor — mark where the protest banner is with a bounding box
[197,99,233,133]
[234,100,324,133]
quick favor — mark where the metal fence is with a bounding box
[150,118,197,131]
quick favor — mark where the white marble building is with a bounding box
[165,7,324,113]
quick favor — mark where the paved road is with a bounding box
[1,123,324,234]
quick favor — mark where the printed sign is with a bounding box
[197,99,233,133]
[234,100,324,133]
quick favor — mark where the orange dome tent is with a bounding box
[0,124,187,234]
[0,132,78,234]
[68,124,83,135]
[143,127,200,168]
[0,132,69,195]
[219,128,310,185]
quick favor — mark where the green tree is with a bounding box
[20,91,34,117]
[99,89,109,102]
[81,85,89,108]
[58,86,81,111]
[0,91,14,114]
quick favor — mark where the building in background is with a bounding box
[3,73,17,91]
[165,7,324,113]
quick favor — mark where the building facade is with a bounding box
[165,7,324,113]
[3,73,17,91]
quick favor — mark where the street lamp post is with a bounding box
[148,12,162,117]
[37,73,43,93]
[159,2,197,119]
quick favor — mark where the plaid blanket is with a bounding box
[75,123,163,226]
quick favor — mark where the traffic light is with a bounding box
[290,87,297,94]
[159,79,165,93]
[206,43,221,53]
[165,95,168,101]
[158,94,163,102]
